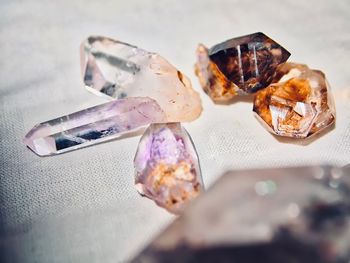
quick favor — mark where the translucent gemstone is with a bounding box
[23,97,166,156]
[81,36,202,122]
[194,44,238,103]
[194,32,290,102]
[134,123,203,214]
[132,166,350,262]
[253,63,336,138]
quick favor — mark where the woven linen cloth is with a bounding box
[1,0,350,262]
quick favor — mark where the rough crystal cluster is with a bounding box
[81,36,202,122]
[132,166,350,263]
[195,32,290,102]
[24,97,166,156]
[134,123,203,214]
[253,63,336,138]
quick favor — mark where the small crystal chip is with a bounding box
[81,36,202,122]
[195,32,290,102]
[253,63,336,138]
[134,123,203,214]
[24,97,166,156]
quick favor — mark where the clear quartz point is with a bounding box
[24,97,166,156]
[81,36,202,122]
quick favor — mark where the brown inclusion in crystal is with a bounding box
[195,32,290,102]
[253,63,335,138]
[195,44,238,102]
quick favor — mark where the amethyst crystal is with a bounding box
[134,123,203,214]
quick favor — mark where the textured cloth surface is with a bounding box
[0,0,350,262]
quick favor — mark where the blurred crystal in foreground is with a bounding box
[195,32,290,102]
[254,63,336,138]
[81,36,202,122]
[24,97,166,156]
[132,166,350,263]
[134,123,203,214]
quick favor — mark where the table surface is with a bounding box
[1,0,350,262]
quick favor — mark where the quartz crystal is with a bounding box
[253,63,336,138]
[24,97,166,156]
[132,166,350,263]
[134,123,203,214]
[81,36,202,122]
[194,32,290,102]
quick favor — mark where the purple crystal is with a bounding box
[24,97,166,156]
[134,123,203,214]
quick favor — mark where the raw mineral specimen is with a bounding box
[24,97,166,156]
[195,32,290,102]
[132,166,350,263]
[134,123,203,214]
[253,63,336,138]
[81,36,202,122]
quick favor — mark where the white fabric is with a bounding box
[0,0,350,262]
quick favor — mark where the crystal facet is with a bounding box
[253,63,336,138]
[133,166,350,262]
[81,36,202,122]
[24,97,166,156]
[195,32,290,102]
[134,123,203,214]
